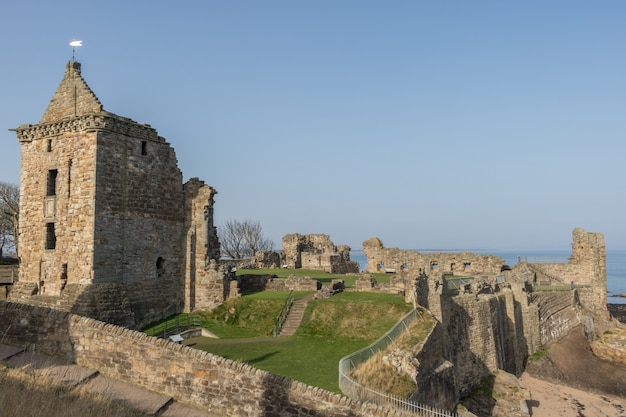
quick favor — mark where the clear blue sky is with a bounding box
[1,1,625,251]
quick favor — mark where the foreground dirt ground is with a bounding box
[517,306,626,417]
[518,373,625,417]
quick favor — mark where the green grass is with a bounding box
[236,268,391,287]
[187,335,367,392]
[174,291,413,393]
[526,348,548,363]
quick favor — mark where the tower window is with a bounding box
[45,223,56,250]
[141,141,148,155]
[156,257,165,277]
[47,139,52,152]
[47,169,58,196]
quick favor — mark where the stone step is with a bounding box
[0,343,216,417]
[81,374,173,415]
[278,295,313,336]
[6,351,99,387]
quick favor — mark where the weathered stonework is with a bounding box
[386,228,608,407]
[363,237,505,276]
[10,61,224,328]
[235,274,321,293]
[279,233,359,273]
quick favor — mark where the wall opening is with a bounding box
[156,257,165,278]
[45,223,56,250]
[46,169,58,196]
[47,139,52,152]
[431,262,438,271]
[141,141,148,156]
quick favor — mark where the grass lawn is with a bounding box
[150,291,415,393]
[186,335,368,392]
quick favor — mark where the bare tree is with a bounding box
[0,181,19,258]
[219,219,273,259]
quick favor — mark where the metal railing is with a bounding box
[145,315,202,339]
[273,290,294,336]
[517,256,570,264]
[339,309,457,417]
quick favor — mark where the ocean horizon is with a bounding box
[350,249,626,305]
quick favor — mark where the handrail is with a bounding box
[143,314,202,339]
[338,308,457,416]
[273,290,295,336]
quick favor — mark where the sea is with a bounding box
[349,249,626,305]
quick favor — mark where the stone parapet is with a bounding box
[0,301,417,417]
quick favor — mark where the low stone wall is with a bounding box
[237,274,320,293]
[0,301,416,417]
[355,274,405,296]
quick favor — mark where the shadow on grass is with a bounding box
[247,351,280,365]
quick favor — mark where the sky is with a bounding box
[1,1,625,252]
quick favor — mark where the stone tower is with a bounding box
[11,61,224,328]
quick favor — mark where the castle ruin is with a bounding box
[255,233,360,273]
[9,61,226,328]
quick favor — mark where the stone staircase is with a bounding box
[278,295,312,336]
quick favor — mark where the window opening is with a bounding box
[47,139,52,152]
[67,160,72,198]
[431,262,439,271]
[47,169,58,196]
[141,141,148,156]
[156,257,165,277]
[45,223,56,250]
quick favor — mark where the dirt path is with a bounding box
[518,373,626,417]
[524,326,626,398]
[518,308,626,417]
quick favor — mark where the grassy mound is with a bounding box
[177,291,418,393]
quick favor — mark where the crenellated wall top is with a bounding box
[13,112,163,143]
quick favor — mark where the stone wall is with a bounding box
[530,292,580,345]
[354,274,406,296]
[10,61,225,328]
[0,301,415,417]
[280,234,359,273]
[410,323,457,410]
[183,178,222,312]
[235,274,321,293]
[362,238,504,276]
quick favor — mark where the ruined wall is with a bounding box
[0,301,415,417]
[533,228,607,316]
[354,274,406,296]
[410,323,457,410]
[529,292,580,345]
[183,179,223,312]
[281,234,359,273]
[363,238,504,276]
[236,274,321,293]
[254,250,282,269]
